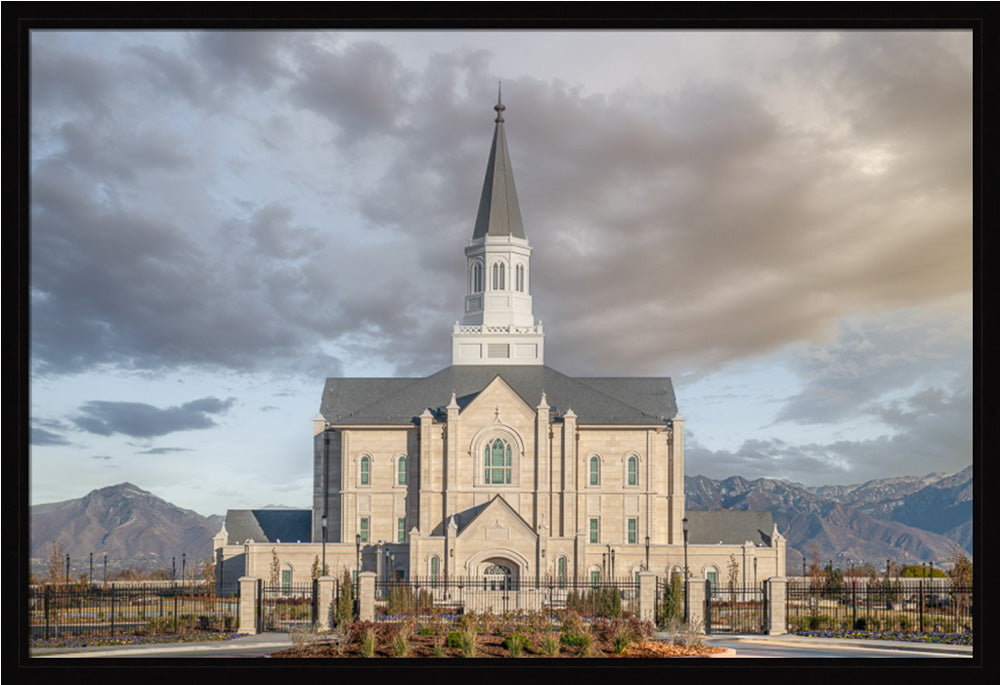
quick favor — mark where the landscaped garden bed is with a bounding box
[271,611,727,658]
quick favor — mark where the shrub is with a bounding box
[360,628,376,658]
[503,631,529,657]
[853,616,869,631]
[539,632,561,657]
[445,630,465,648]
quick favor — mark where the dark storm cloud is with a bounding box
[29,31,970,386]
[72,397,236,438]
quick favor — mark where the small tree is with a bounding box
[45,541,67,585]
[659,571,684,627]
[270,548,280,587]
[335,569,355,625]
[948,553,972,586]
[310,555,330,580]
[727,553,740,590]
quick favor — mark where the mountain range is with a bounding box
[29,467,971,578]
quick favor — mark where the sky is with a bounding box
[28,29,974,517]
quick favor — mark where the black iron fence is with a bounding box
[28,583,238,641]
[257,580,316,632]
[705,582,767,634]
[373,576,639,621]
[787,580,973,634]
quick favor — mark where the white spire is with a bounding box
[453,93,544,366]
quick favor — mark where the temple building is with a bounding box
[215,93,786,594]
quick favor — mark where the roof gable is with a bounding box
[457,495,537,543]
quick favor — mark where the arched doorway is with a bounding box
[479,557,519,590]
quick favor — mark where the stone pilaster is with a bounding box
[315,575,337,630]
[766,577,787,635]
[358,572,376,622]
[535,393,550,530]
[638,571,657,623]
[419,409,434,534]
[563,409,577,542]
[670,415,685,545]
[444,394,460,522]
[684,577,705,633]
[237,577,259,635]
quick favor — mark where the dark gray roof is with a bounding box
[685,511,774,546]
[223,509,312,545]
[472,96,525,240]
[319,365,677,426]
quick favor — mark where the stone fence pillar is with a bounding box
[316,575,337,630]
[237,577,259,635]
[766,577,787,635]
[638,572,657,624]
[684,577,705,633]
[358,571,376,622]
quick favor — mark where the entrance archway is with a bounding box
[479,557,519,590]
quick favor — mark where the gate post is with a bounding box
[684,577,705,633]
[315,575,337,631]
[766,577,787,635]
[237,577,260,635]
[638,572,657,623]
[358,572,376,622]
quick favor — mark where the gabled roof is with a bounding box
[455,495,536,539]
[472,91,525,240]
[223,509,312,545]
[320,365,677,426]
[684,511,774,546]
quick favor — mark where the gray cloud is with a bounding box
[29,31,971,389]
[31,426,71,446]
[688,373,972,485]
[136,447,192,455]
[72,397,236,438]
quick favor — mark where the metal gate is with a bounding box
[256,579,317,632]
[705,581,767,634]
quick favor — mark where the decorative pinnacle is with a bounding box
[494,81,505,123]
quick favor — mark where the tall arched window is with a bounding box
[484,438,512,484]
[360,455,370,485]
[627,455,638,486]
[492,262,505,290]
[471,262,483,293]
[590,456,600,486]
[557,556,567,587]
[397,456,406,485]
[515,264,524,291]
[430,556,440,584]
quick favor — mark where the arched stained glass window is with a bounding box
[627,455,638,486]
[492,262,506,290]
[398,456,406,485]
[360,455,370,485]
[557,556,567,587]
[430,556,440,583]
[484,438,512,484]
[590,456,600,486]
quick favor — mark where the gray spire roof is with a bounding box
[472,87,525,239]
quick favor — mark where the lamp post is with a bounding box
[355,533,361,584]
[610,548,616,579]
[886,559,891,581]
[90,552,94,586]
[104,554,107,585]
[322,430,330,577]
[65,554,70,584]
[644,535,650,571]
[682,516,689,621]
[321,515,328,577]
[182,553,186,584]
[754,557,758,587]
[172,557,176,581]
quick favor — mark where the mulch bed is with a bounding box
[271,633,726,658]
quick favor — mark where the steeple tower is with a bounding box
[452,88,544,365]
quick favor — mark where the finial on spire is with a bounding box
[494,81,505,123]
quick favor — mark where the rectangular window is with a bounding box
[628,518,638,544]
[359,517,369,543]
[590,570,600,586]
[589,518,599,544]
[281,569,291,595]
[397,517,406,543]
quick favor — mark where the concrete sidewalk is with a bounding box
[29,631,294,659]
[696,632,973,656]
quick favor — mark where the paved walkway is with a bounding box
[29,630,973,659]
